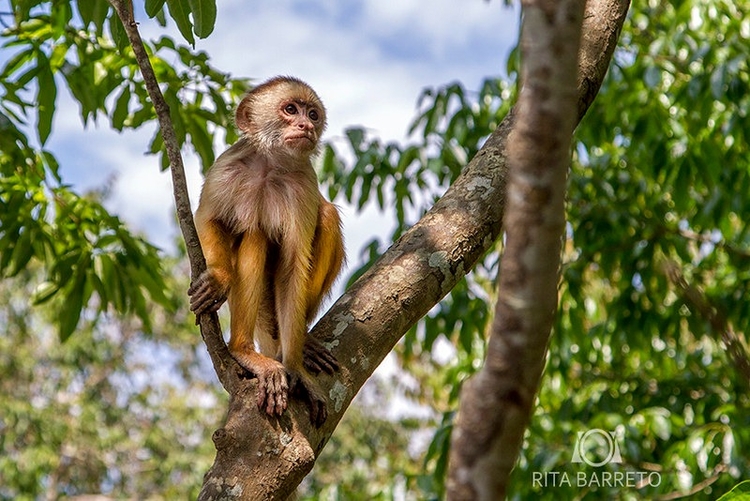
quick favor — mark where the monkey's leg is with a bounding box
[275,232,314,371]
[230,231,288,417]
[275,237,328,426]
[302,200,345,375]
[255,280,280,360]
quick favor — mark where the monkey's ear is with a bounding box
[235,100,253,133]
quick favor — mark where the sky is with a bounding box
[43,0,521,263]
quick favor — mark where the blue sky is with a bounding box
[41,0,520,264]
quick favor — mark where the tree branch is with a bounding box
[106,0,234,392]
[447,0,586,498]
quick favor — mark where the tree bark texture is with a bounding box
[112,0,630,498]
[446,0,588,499]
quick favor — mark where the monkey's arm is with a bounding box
[188,210,234,321]
[302,199,345,375]
[306,199,345,317]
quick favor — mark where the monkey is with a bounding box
[188,76,344,427]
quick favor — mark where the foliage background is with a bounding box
[1,1,748,500]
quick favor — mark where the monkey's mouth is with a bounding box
[284,134,315,147]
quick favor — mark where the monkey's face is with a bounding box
[236,77,328,158]
[278,99,325,153]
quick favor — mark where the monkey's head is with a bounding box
[236,76,327,157]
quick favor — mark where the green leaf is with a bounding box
[32,281,60,304]
[187,114,215,169]
[77,0,96,26]
[188,0,216,38]
[165,0,196,46]
[710,65,726,99]
[90,0,110,34]
[155,8,167,26]
[35,51,56,145]
[112,86,131,131]
[346,127,365,152]
[145,0,167,18]
[0,47,34,80]
[717,481,750,501]
[163,88,186,144]
[59,257,89,342]
[9,227,34,276]
[108,12,129,53]
[50,2,73,37]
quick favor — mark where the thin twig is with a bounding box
[107,0,233,391]
[657,464,727,500]
[662,259,750,387]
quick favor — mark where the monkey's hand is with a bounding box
[289,369,328,427]
[303,336,340,375]
[187,270,228,324]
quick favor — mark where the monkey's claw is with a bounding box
[303,337,340,375]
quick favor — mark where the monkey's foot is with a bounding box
[234,354,289,417]
[303,337,340,375]
[289,370,328,427]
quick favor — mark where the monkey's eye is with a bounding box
[284,103,297,115]
[308,109,319,121]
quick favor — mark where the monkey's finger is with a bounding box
[190,295,224,320]
[309,399,327,428]
[256,377,269,411]
[190,302,210,323]
[317,350,340,373]
[187,278,209,298]
[303,357,322,375]
[268,375,288,416]
[305,337,339,374]
[189,288,211,314]
[304,354,336,375]
[302,358,321,375]
[278,374,289,413]
[258,371,285,416]
[274,389,287,416]
[304,339,340,374]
